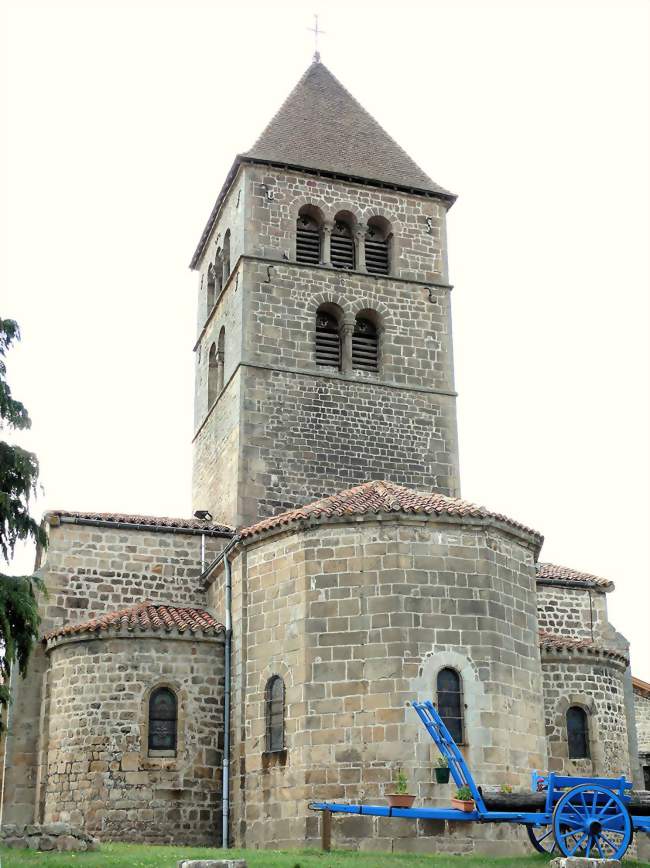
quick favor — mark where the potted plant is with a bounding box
[386,769,416,809]
[451,785,475,812]
[434,756,450,784]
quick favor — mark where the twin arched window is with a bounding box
[148,686,178,755]
[315,305,379,373]
[567,705,590,759]
[296,206,390,275]
[437,667,464,744]
[265,675,285,753]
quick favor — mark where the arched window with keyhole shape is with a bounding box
[352,310,379,373]
[265,675,285,753]
[331,211,356,270]
[296,205,323,265]
[315,303,343,370]
[365,216,392,275]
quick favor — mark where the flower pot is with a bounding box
[434,767,450,784]
[386,793,416,808]
[451,798,475,812]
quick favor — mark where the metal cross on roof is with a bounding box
[308,14,325,62]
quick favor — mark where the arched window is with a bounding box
[331,212,355,270]
[208,342,218,407]
[215,248,224,297]
[222,230,231,285]
[265,675,285,753]
[296,205,322,265]
[437,668,463,743]
[567,706,590,759]
[207,265,216,312]
[315,304,342,369]
[148,686,177,755]
[352,313,379,372]
[365,216,391,275]
[217,326,225,393]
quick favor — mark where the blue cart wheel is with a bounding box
[526,824,559,854]
[552,783,632,860]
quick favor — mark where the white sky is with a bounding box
[1,0,648,680]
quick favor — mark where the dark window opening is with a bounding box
[207,266,216,311]
[567,706,590,759]
[315,311,341,369]
[352,316,378,372]
[331,220,355,270]
[265,675,285,753]
[437,667,463,744]
[297,213,321,265]
[642,764,650,791]
[365,218,391,275]
[148,687,177,754]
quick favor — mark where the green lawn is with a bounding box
[0,844,648,868]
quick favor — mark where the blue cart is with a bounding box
[310,700,650,859]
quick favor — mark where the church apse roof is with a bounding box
[239,479,543,544]
[43,602,224,643]
[536,562,614,592]
[539,630,628,666]
[48,509,233,537]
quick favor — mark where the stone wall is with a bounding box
[2,519,225,827]
[214,514,546,855]
[635,684,650,789]
[541,655,630,777]
[43,633,224,844]
[536,584,608,639]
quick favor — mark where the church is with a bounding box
[3,58,649,857]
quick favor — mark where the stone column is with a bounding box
[341,315,355,374]
[355,224,367,272]
[321,220,333,266]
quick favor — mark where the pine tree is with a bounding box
[0,317,46,729]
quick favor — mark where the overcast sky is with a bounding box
[1,0,648,679]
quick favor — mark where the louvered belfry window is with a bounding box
[437,668,463,744]
[265,676,285,753]
[296,213,321,264]
[331,220,355,270]
[567,706,590,759]
[365,223,390,275]
[315,310,341,368]
[352,316,378,372]
[148,687,178,754]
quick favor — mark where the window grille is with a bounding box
[296,214,321,264]
[437,668,463,743]
[315,311,341,368]
[567,706,590,759]
[148,687,177,753]
[265,676,285,752]
[352,316,378,372]
[365,226,389,275]
[331,221,355,270]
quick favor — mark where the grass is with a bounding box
[0,844,648,867]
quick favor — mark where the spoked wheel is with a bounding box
[552,783,632,860]
[526,823,559,854]
[526,822,575,855]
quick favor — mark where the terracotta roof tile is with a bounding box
[633,676,650,697]
[539,630,628,665]
[50,510,233,535]
[536,562,613,591]
[240,480,543,542]
[44,602,224,642]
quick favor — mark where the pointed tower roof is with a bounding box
[243,61,452,198]
[190,61,455,269]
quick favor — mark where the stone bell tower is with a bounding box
[190,60,460,528]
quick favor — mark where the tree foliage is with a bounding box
[1,316,46,730]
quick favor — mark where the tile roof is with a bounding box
[44,602,224,642]
[244,61,454,199]
[239,479,543,542]
[539,630,628,665]
[49,509,233,536]
[536,562,614,591]
[633,676,650,697]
